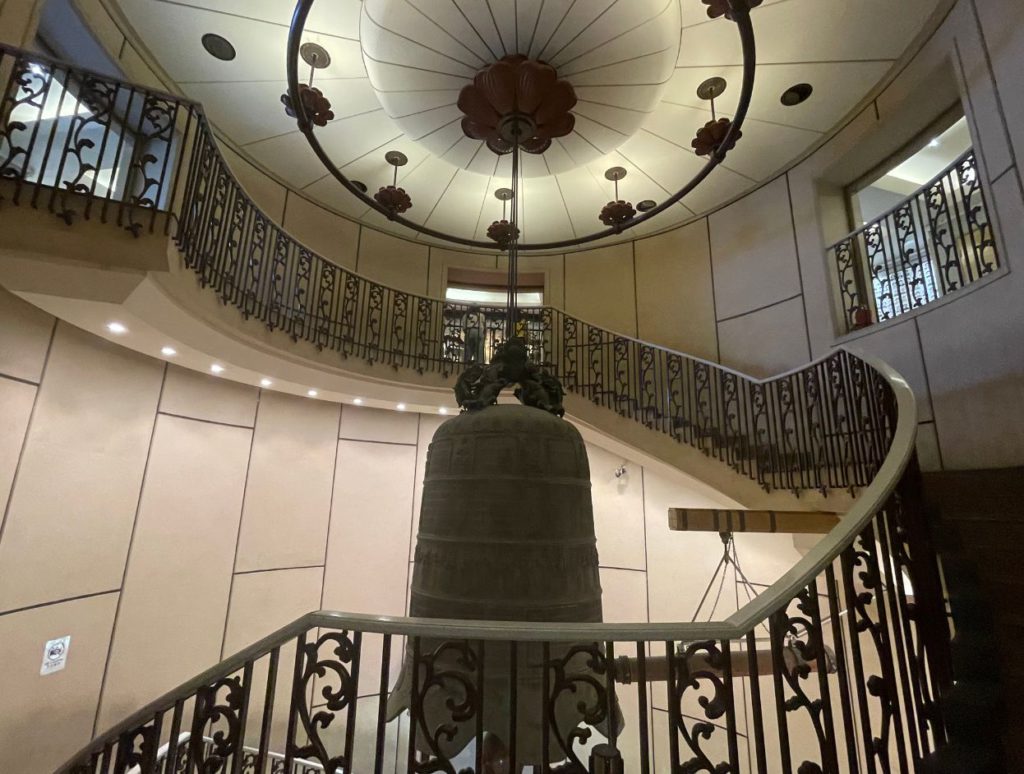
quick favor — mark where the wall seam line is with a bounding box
[715,292,804,325]
[913,317,945,471]
[785,172,814,360]
[338,436,418,447]
[319,403,345,609]
[354,224,363,274]
[92,359,168,738]
[0,589,119,619]
[220,392,261,660]
[0,316,56,545]
[632,240,640,337]
[0,371,40,387]
[404,415,423,614]
[640,465,654,770]
[705,217,721,361]
[158,410,254,430]
[235,564,326,577]
[968,0,1023,196]
[952,37,996,191]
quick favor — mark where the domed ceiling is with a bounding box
[113,0,944,249]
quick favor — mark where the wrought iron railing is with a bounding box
[829,149,999,334]
[0,45,901,496]
[56,349,954,772]
[0,44,958,774]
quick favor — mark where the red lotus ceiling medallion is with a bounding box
[599,201,637,228]
[281,84,335,127]
[486,219,520,249]
[374,185,412,215]
[692,118,742,157]
[458,55,577,155]
[702,0,763,20]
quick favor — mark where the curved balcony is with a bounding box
[828,149,1000,334]
[0,45,962,772]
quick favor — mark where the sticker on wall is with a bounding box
[40,635,71,675]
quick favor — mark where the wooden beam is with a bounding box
[668,508,842,535]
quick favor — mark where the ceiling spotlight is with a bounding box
[201,33,236,62]
[439,407,449,415]
[396,403,407,411]
[780,83,813,107]
[307,389,318,397]
[928,138,941,148]
[636,199,657,212]
[260,378,272,387]
[160,346,177,356]
[210,364,225,374]
[353,398,364,405]
[106,321,128,335]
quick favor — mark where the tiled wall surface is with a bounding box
[0,291,810,771]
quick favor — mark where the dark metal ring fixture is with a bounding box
[285,0,759,251]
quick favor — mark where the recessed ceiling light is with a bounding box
[210,363,225,374]
[106,321,128,335]
[201,33,236,61]
[260,378,272,387]
[780,83,813,107]
[160,346,177,356]
[636,199,657,212]
[439,407,449,415]
[396,403,407,411]
[928,138,941,148]
[353,398,363,405]
[307,389,318,397]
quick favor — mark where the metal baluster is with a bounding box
[746,630,769,774]
[768,612,794,774]
[508,641,518,774]
[840,546,880,774]
[474,640,485,774]
[407,636,420,774]
[228,662,253,774]
[30,63,71,209]
[665,641,680,773]
[825,564,861,773]
[370,634,392,774]
[542,641,552,773]
[253,648,280,774]
[635,642,651,774]
[807,582,842,773]
[342,631,362,771]
[283,632,306,772]
[604,641,617,750]
[720,639,740,771]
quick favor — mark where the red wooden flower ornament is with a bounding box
[458,55,577,154]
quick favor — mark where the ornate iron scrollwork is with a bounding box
[666,640,732,774]
[545,643,613,770]
[189,674,247,773]
[409,639,482,774]
[770,589,838,774]
[288,630,362,772]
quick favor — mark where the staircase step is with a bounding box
[951,631,1002,681]
[941,680,1004,740]
[923,743,1005,774]
[924,469,1024,522]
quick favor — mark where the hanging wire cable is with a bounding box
[505,140,520,340]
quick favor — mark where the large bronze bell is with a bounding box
[388,339,618,767]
